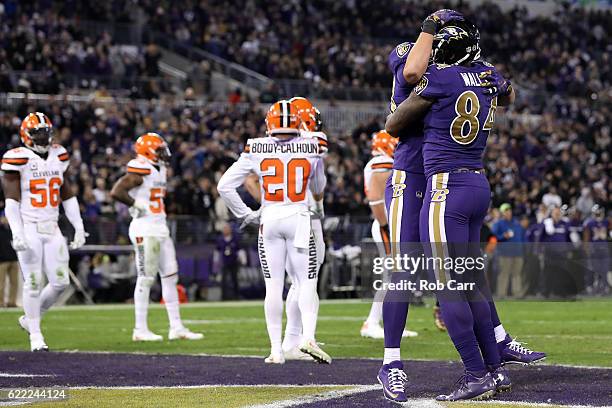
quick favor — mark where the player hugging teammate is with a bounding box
[218,99,330,364]
[378,9,546,403]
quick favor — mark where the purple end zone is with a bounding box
[0,352,610,407]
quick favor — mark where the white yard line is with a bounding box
[248,385,379,408]
[0,373,54,378]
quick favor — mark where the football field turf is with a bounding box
[1,298,611,407]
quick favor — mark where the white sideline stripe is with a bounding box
[464,400,612,408]
[43,350,612,370]
[0,373,54,378]
[64,384,366,390]
[0,299,369,313]
[248,385,379,408]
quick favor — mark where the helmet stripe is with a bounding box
[36,112,45,125]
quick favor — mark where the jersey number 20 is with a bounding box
[450,91,497,145]
[260,158,311,202]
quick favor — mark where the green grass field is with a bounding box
[1,298,611,366]
[2,298,611,407]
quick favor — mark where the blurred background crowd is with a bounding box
[0,0,609,304]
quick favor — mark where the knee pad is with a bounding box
[137,275,155,289]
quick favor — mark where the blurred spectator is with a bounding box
[215,223,242,300]
[492,203,526,297]
[542,206,577,298]
[0,214,19,307]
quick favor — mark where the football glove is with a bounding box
[240,208,261,231]
[129,201,149,218]
[422,9,464,34]
[70,229,87,250]
[11,235,29,252]
[479,70,513,96]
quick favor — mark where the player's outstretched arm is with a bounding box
[1,172,28,251]
[385,91,433,135]
[60,177,87,249]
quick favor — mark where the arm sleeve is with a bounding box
[4,198,25,238]
[217,154,255,219]
[309,158,327,195]
[62,196,85,231]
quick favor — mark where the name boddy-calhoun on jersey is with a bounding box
[217,100,331,365]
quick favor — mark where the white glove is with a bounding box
[11,235,29,252]
[311,199,325,218]
[129,201,149,218]
[240,208,261,230]
[70,229,87,250]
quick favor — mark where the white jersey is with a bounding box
[126,156,170,237]
[218,135,326,224]
[1,145,70,224]
[363,154,393,194]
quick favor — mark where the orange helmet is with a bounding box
[134,133,171,164]
[265,100,301,135]
[372,130,398,158]
[289,96,322,132]
[20,112,53,153]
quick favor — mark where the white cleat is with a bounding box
[360,321,385,339]
[132,329,163,342]
[264,352,285,364]
[18,315,29,333]
[30,333,48,352]
[168,327,204,341]
[402,329,419,338]
[299,339,332,364]
[283,346,314,361]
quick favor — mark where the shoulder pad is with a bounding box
[127,158,152,175]
[2,148,30,165]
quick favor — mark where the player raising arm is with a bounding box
[217,100,330,364]
[1,112,86,351]
[110,133,202,342]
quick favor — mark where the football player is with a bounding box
[360,130,418,339]
[386,21,515,401]
[378,11,545,403]
[217,100,330,364]
[1,112,87,351]
[110,133,203,342]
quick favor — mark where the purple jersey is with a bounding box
[415,61,503,178]
[584,218,609,242]
[388,42,424,174]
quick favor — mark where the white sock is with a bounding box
[40,284,64,314]
[264,279,284,355]
[494,324,508,343]
[22,288,42,335]
[134,276,151,331]
[161,275,183,330]
[366,301,383,326]
[297,280,319,341]
[383,348,401,365]
[282,285,302,351]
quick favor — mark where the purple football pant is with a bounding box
[419,172,501,374]
[382,170,426,349]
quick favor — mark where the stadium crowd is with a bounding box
[0,0,609,240]
[141,0,611,97]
